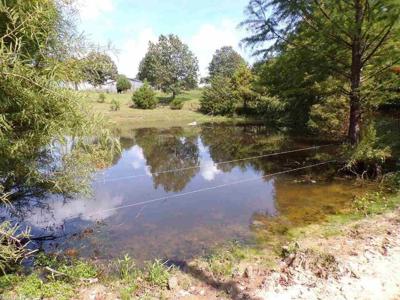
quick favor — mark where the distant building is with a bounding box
[65,78,143,93]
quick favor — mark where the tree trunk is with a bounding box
[348,96,361,144]
[348,0,363,145]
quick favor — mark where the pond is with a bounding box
[1,125,368,263]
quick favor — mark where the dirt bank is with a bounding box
[77,207,400,299]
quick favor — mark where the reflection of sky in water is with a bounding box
[199,139,222,181]
[24,193,124,229]
[4,126,335,261]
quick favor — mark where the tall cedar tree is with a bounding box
[241,0,400,144]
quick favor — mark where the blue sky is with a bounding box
[75,0,252,77]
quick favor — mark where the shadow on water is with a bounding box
[0,124,376,264]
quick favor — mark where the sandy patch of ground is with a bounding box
[255,209,400,300]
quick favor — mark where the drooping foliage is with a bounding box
[0,0,120,273]
[0,0,118,211]
[138,34,199,98]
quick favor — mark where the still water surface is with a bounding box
[2,125,366,262]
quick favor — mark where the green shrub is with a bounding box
[169,98,184,110]
[116,75,132,93]
[110,99,120,111]
[132,81,157,109]
[98,93,106,103]
[200,76,238,115]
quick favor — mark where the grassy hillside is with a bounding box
[81,89,243,130]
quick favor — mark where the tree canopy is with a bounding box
[138,34,199,98]
[208,46,246,80]
[83,51,118,86]
[241,0,400,144]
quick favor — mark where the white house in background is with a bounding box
[65,78,143,93]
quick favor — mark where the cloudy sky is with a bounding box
[75,0,252,78]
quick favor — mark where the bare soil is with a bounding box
[77,208,400,300]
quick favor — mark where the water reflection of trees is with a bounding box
[200,125,288,174]
[134,128,200,192]
[128,125,336,192]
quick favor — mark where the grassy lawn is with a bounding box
[81,89,246,130]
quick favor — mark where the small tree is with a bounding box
[138,35,199,99]
[116,75,132,93]
[201,76,238,115]
[231,64,256,111]
[132,81,158,109]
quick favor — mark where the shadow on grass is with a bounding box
[157,95,173,105]
[166,260,256,300]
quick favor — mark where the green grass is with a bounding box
[145,260,172,287]
[80,89,248,130]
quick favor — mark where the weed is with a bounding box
[98,93,106,103]
[116,254,140,282]
[145,259,171,287]
[353,192,388,216]
[110,98,121,111]
[35,252,60,268]
[59,260,97,280]
[0,274,19,293]
[204,241,255,277]
[10,274,74,299]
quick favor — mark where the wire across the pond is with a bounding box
[95,144,337,183]
[69,160,336,221]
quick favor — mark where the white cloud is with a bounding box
[116,28,157,78]
[128,145,145,169]
[200,160,221,181]
[189,19,248,78]
[75,0,114,21]
[24,193,124,228]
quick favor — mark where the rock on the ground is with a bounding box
[168,276,179,290]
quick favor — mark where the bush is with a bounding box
[169,98,184,110]
[200,76,238,115]
[132,81,157,109]
[110,99,120,111]
[116,75,132,93]
[98,93,106,103]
